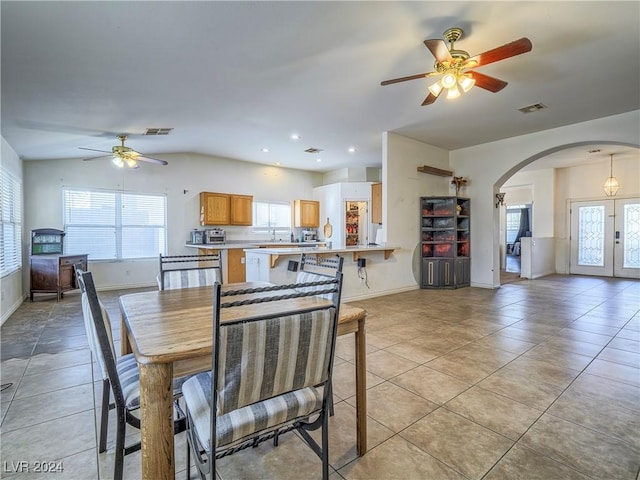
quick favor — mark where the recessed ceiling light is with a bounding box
[275,162,281,166]
[290,134,300,141]
[348,147,356,153]
[261,147,270,153]
[316,158,322,163]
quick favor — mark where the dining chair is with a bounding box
[76,269,188,480]
[296,253,344,298]
[183,274,343,480]
[158,253,222,290]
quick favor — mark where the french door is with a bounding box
[570,198,640,278]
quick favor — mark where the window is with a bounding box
[63,188,166,260]
[252,201,291,233]
[1,168,22,277]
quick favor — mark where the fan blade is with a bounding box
[465,37,532,68]
[424,39,452,63]
[82,154,110,161]
[136,155,168,166]
[469,71,508,92]
[79,147,111,154]
[381,72,436,86]
[421,90,440,106]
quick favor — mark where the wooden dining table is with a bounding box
[119,282,367,480]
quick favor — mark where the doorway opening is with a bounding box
[505,204,532,273]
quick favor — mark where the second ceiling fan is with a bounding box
[381,28,532,106]
[79,134,168,168]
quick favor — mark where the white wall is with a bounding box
[24,153,322,290]
[450,110,640,288]
[383,132,450,289]
[1,137,24,324]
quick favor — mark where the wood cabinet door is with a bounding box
[294,200,320,227]
[226,248,246,283]
[371,183,382,224]
[200,192,230,225]
[230,195,253,225]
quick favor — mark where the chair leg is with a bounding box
[114,407,126,480]
[99,379,111,453]
[186,440,191,480]
[321,411,329,480]
[327,381,335,417]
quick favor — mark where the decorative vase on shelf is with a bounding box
[451,176,468,196]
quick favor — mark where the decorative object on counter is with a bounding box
[451,176,468,196]
[495,192,506,208]
[323,218,333,238]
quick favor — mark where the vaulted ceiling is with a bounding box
[2,1,638,172]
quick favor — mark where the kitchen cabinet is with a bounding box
[293,200,320,228]
[420,196,470,288]
[200,192,253,226]
[230,195,253,226]
[226,248,246,283]
[371,183,382,224]
[30,254,88,301]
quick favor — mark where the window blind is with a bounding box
[0,168,23,277]
[63,188,166,260]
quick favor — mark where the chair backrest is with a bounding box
[296,254,344,299]
[158,253,222,290]
[76,269,127,407]
[212,274,343,436]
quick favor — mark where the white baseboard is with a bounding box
[343,284,419,303]
[1,296,25,326]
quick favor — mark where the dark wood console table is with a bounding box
[30,254,88,301]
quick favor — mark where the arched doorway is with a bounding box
[494,141,640,285]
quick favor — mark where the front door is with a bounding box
[570,198,640,278]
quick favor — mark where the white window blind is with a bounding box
[1,168,23,277]
[253,201,291,232]
[63,189,166,260]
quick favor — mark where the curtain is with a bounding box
[515,208,530,243]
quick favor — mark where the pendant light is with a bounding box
[603,153,619,197]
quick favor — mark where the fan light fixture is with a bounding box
[429,71,475,100]
[603,153,619,197]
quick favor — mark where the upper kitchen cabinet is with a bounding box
[200,192,253,226]
[293,200,320,228]
[371,183,382,224]
[230,194,253,225]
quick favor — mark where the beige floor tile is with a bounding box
[365,350,419,380]
[444,386,542,440]
[390,365,471,405]
[1,383,94,433]
[400,408,513,479]
[583,358,640,387]
[520,414,640,479]
[13,364,93,400]
[484,444,592,480]
[339,435,465,480]
[348,382,437,433]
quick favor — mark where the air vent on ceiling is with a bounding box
[144,128,173,135]
[304,147,324,154]
[518,103,547,114]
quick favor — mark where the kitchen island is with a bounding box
[244,245,397,301]
[185,241,326,283]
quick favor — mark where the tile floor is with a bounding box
[1,274,639,479]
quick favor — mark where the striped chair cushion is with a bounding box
[295,272,335,300]
[161,268,221,290]
[81,293,116,380]
[216,309,335,415]
[115,354,188,410]
[183,372,322,450]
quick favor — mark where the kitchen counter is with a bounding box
[245,245,396,267]
[186,241,325,250]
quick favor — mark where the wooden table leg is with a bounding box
[120,313,132,356]
[138,362,175,480]
[354,315,367,456]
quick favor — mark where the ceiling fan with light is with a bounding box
[79,134,168,168]
[381,28,532,106]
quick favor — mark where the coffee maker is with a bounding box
[302,229,317,242]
